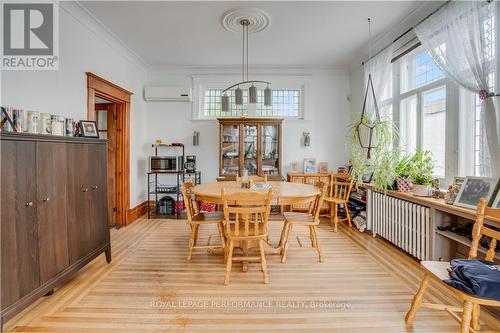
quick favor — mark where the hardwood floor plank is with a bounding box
[4,217,500,332]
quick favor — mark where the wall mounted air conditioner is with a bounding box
[143,86,192,102]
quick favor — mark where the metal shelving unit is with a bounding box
[147,143,201,219]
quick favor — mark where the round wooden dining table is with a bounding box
[192,181,320,260]
[191,180,320,205]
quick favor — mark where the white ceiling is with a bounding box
[80,1,426,69]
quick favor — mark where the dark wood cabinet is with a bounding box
[36,142,70,283]
[0,133,111,325]
[1,140,39,309]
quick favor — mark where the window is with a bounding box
[201,88,303,119]
[396,48,447,178]
[256,89,301,117]
[386,5,497,183]
[400,51,445,94]
[203,89,248,118]
[458,10,496,177]
[421,86,446,177]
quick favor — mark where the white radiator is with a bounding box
[369,190,431,260]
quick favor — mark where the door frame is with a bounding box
[86,72,132,227]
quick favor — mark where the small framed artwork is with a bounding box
[290,161,298,173]
[318,162,329,173]
[454,176,466,186]
[80,120,99,138]
[303,158,317,173]
[453,176,497,209]
[488,179,500,208]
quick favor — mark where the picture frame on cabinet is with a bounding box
[303,158,317,173]
[453,176,497,209]
[290,161,298,173]
[488,179,500,208]
[80,120,99,138]
[318,162,329,173]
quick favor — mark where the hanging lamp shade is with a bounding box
[235,87,243,105]
[264,85,272,107]
[249,84,257,103]
[221,93,229,112]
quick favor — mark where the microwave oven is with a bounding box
[150,156,184,172]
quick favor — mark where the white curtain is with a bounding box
[364,45,394,120]
[414,1,500,177]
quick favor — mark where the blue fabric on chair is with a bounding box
[444,259,500,301]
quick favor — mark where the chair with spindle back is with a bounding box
[323,173,354,232]
[280,181,327,263]
[221,188,272,285]
[405,198,500,333]
[235,174,268,183]
[181,181,225,261]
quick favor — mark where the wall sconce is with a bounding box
[303,131,310,147]
[193,131,200,146]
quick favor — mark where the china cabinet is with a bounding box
[218,118,283,180]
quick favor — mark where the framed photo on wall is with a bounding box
[80,120,99,138]
[303,158,317,173]
[453,176,497,209]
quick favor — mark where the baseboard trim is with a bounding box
[126,201,152,224]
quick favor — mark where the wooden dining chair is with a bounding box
[235,174,268,183]
[405,198,500,333]
[323,173,354,232]
[280,181,327,263]
[181,181,225,261]
[221,188,272,285]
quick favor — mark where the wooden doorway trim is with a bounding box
[86,72,132,227]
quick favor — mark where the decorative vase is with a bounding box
[396,178,413,192]
[413,184,431,197]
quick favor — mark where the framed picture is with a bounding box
[454,176,466,186]
[303,158,317,173]
[488,179,500,208]
[290,161,298,173]
[318,162,329,173]
[453,176,497,209]
[80,120,99,138]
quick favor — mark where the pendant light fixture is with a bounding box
[221,18,272,112]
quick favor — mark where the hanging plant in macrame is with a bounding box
[355,73,381,159]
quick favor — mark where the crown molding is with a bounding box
[347,1,446,74]
[148,64,348,76]
[61,1,150,73]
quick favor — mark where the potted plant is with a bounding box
[407,150,435,197]
[346,113,399,192]
[395,153,412,192]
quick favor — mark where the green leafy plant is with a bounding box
[346,113,400,192]
[395,152,412,179]
[407,149,435,185]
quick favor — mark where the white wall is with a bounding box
[145,68,352,183]
[349,66,364,121]
[1,2,148,207]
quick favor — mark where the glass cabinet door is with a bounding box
[261,124,280,176]
[221,124,240,176]
[243,124,258,175]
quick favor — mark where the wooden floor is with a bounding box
[4,217,500,332]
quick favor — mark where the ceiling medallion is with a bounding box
[220,13,272,112]
[221,8,271,33]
